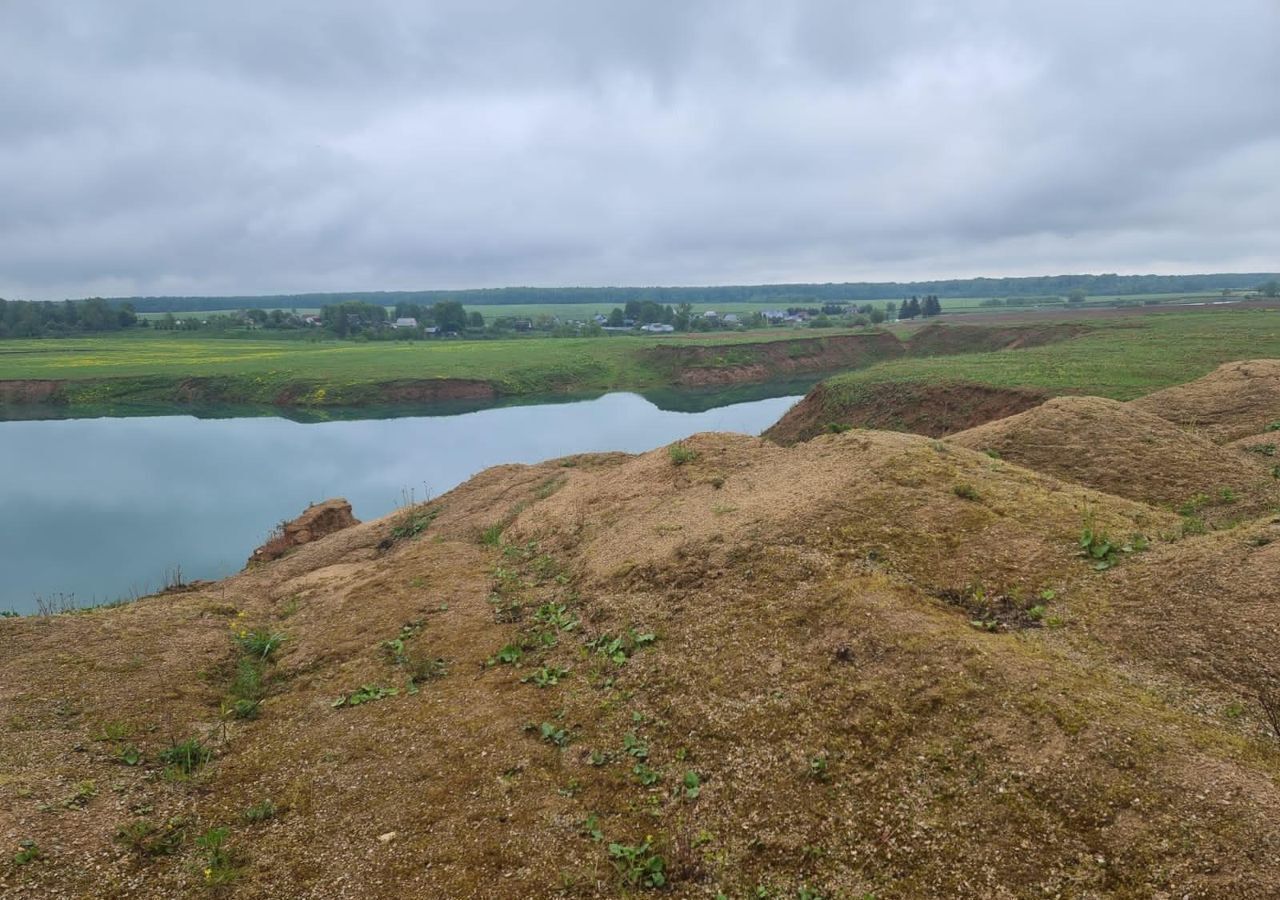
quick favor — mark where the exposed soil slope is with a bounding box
[1132,358,1280,442]
[764,379,1047,443]
[5,426,1280,898]
[948,396,1280,523]
[904,321,1091,355]
[645,332,905,387]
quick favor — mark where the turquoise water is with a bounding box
[0,390,800,614]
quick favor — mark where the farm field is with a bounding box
[827,307,1280,400]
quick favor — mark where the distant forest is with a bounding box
[96,273,1280,313]
[0,297,137,338]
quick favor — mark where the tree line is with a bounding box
[0,297,138,338]
[94,272,1280,313]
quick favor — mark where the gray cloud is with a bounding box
[1,0,1277,300]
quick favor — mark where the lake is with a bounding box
[0,390,802,614]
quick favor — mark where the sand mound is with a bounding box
[8,430,1280,898]
[1132,358,1280,442]
[948,396,1280,522]
[764,379,1047,444]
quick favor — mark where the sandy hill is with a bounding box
[947,395,1280,524]
[1131,358,1280,442]
[5,423,1280,898]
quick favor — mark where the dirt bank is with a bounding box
[0,379,65,404]
[646,331,905,387]
[765,379,1049,443]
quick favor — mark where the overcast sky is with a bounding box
[1,1,1277,300]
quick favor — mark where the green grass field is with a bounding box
[820,308,1280,403]
[5,306,1278,413]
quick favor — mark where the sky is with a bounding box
[1,1,1277,301]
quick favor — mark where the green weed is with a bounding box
[952,482,980,501]
[331,684,398,708]
[242,800,277,824]
[609,839,667,889]
[196,827,239,887]
[12,840,40,865]
[159,738,212,778]
[668,443,700,465]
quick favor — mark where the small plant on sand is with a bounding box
[116,818,187,856]
[1218,487,1239,504]
[489,642,525,666]
[403,652,448,688]
[380,621,424,664]
[808,754,829,781]
[390,505,441,541]
[632,762,660,786]
[522,665,570,688]
[1178,493,1210,516]
[233,627,285,660]
[533,602,579,631]
[12,840,40,865]
[331,684,398,708]
[588,630,657,664]
[242,800,277,824]
[532,721,571,748]
[196,827,239,887]
[681,771,702,800]
[668,444,699,465]
[580,813,605,842]
[1078,519,1146,570]
[952,483,980,501]
[609,838,667,889]
[1266,421,1280,432]
[159,738,211,778]
[1246,443,1277,457]
[623,733,649,760]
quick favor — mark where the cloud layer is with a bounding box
[2,1,1277,299]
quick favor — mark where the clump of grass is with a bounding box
[952,482,980,501]
[12,840,41,865]
[116,818,187,856]
[825,422,853,434]
[668,443,700,465]
[159,737,212,778]
[242,800,277,824]
[480,524,504,546]
[196,827,239,887]
[390,505,441,541]
[233,627,285,660]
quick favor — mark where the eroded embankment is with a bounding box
[763,322,1094,444]
[765,379,1049,443]
[644,331,906,386]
